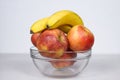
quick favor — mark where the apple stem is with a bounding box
[30,30,33,34]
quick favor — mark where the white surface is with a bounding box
[0,54,120,80]
[0,0,120,54]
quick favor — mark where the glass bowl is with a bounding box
[30,46,91,78]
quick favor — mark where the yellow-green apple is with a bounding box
[31,33,40,46]
[50,52,77,69]
[36,29,68,58]
[67,25,94,51]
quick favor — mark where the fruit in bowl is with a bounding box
[50,52,77,69]
[36,29,68,58]
[30,10,94,77]
[67,25,94,51]
[31,32,40,46]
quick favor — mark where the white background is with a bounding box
[0,0,120,54]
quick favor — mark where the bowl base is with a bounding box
[42,65,80,78]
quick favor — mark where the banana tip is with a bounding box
[30,30,33,34]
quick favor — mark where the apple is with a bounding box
[36,29,68,58]
[50,52,77,69]
[67,25,94,51]
[31,33,40,46]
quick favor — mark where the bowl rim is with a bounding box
[30,46,91,61]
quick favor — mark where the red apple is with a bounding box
[67,25,94,51]
[36,29,68,58]
[50,52,77,69]
[31,33,40,46]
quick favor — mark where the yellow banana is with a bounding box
[30,17,48,33]
[47,10,84,29]
[58,25,72,33]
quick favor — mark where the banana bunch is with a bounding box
[30,10,84,33]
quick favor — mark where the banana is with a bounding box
[58,25,72,33]
[47,10,84,30]
[30,17,49,33]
